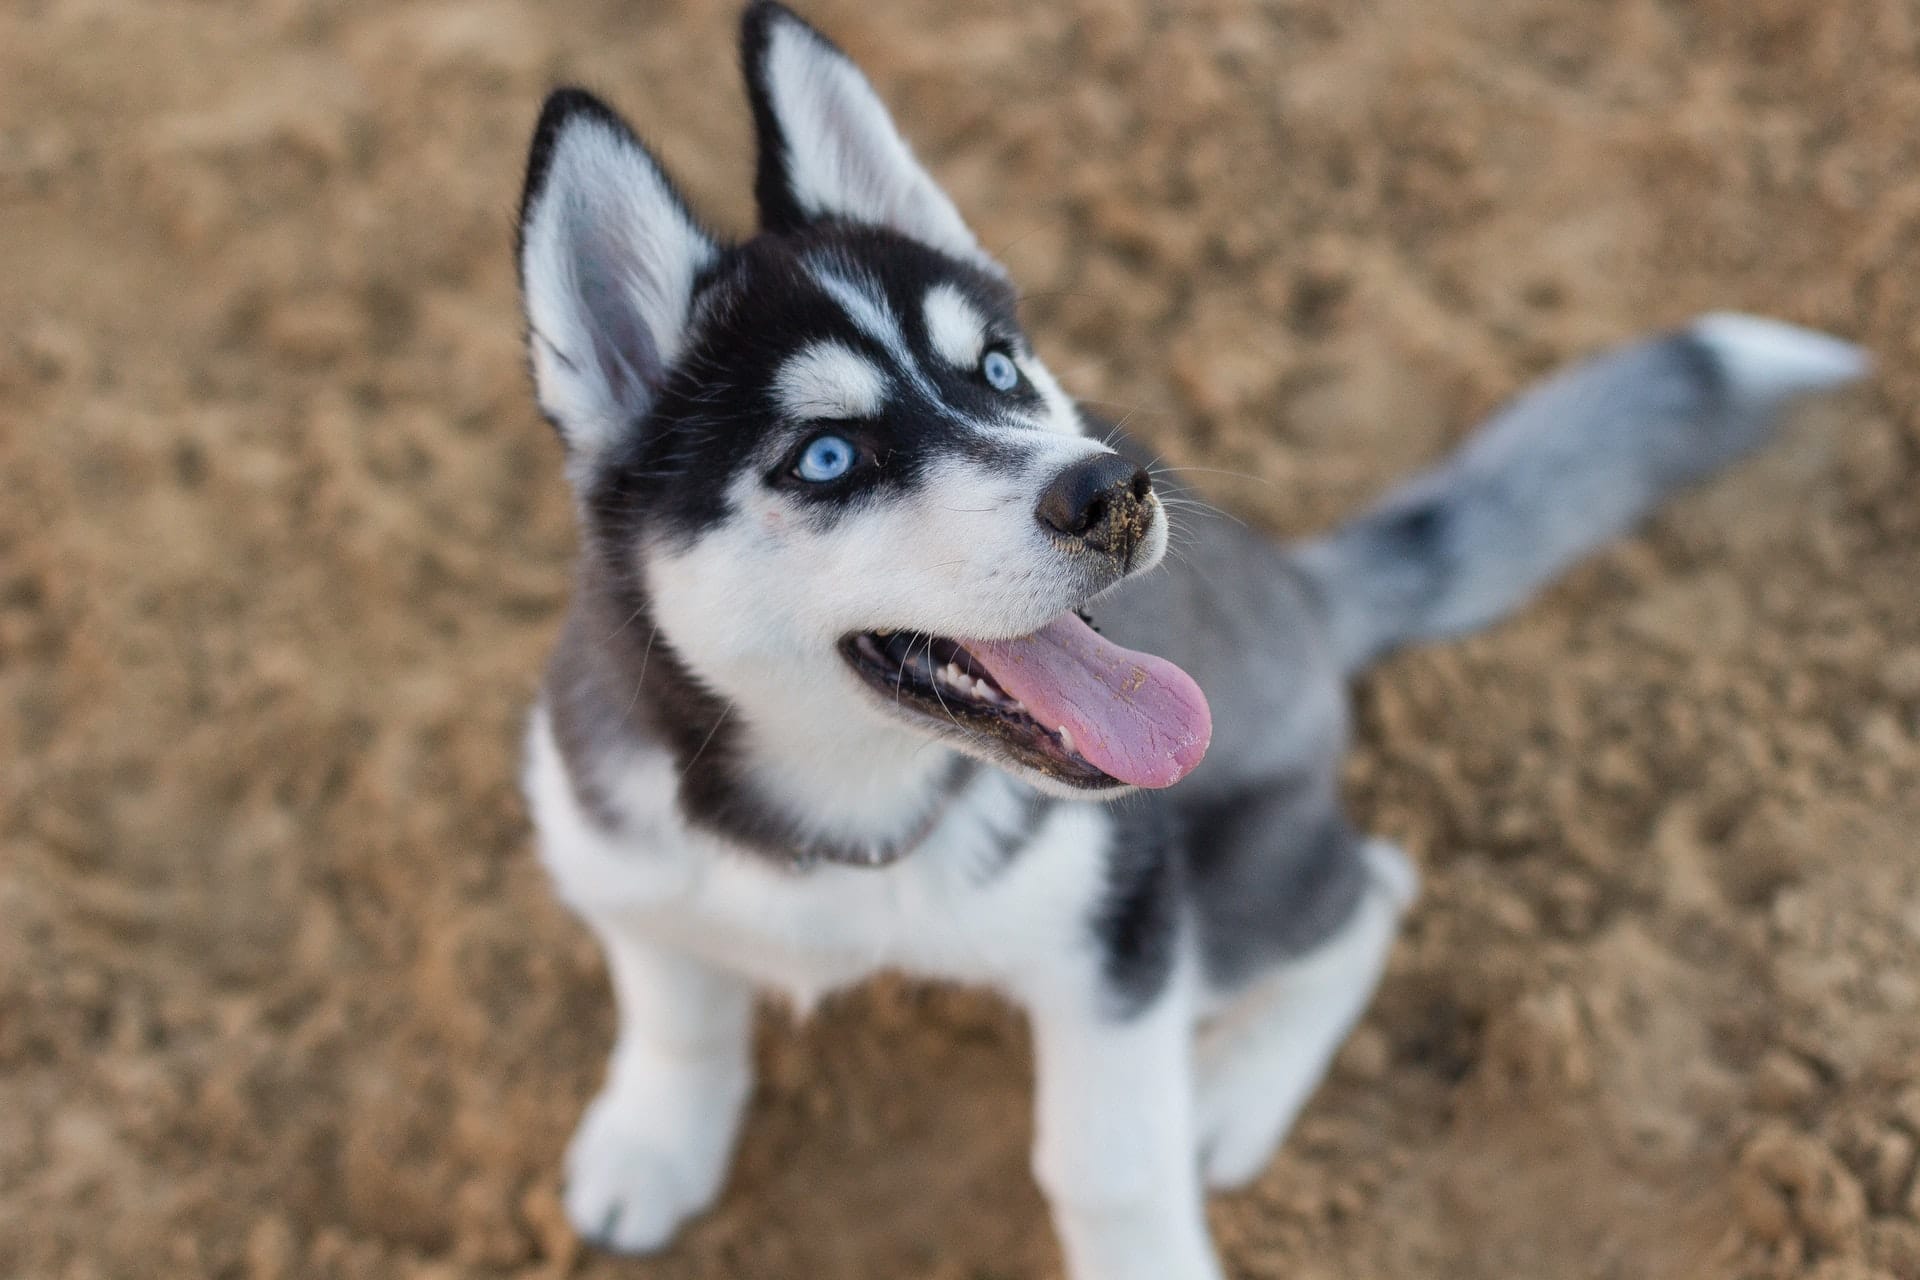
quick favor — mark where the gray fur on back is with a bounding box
[1097,314,1866,990]
[1095,494,1363,982]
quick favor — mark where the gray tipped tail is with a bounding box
[1292,315,1870,673]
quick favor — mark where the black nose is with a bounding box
[1036,452,1154,556]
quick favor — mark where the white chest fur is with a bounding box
[524,706,1113,1011]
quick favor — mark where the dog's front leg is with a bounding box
[1027,977,1224,1280]
[562,920,754,1254]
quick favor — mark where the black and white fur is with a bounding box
[513,6,1868,1276]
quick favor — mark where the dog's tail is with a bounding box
[1290,314,1868,674]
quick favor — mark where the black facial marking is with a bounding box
[951,430,1037,471]
[766,422,890,498]
[577,223,1040,549]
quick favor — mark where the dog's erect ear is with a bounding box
[517,89,721,460]
[740,2,995,269]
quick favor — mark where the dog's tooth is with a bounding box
[1057,725,1075,754]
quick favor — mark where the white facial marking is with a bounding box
[775,341,888,421]
[923,284,987,369]
[1015,356,1087,437]
[809,258,962,421]
[808,260,909,361]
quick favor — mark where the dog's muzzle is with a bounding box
[1035,452,1155,564]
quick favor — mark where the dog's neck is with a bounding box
[737,695,966,839]
[676,663,978,868]
[560,558,974,868]
[716,654,976,864]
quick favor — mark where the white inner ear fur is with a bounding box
[761,15,992,269]
[520,114,716,462]
[775,341,890,421]
[923,284,987,369]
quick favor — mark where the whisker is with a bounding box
[895,635,914,704]
[1156,495,1247,528]
[1151,462,1279,489]
[1072,395,1184,418]
[926,661,970,738]
[605,600,649,642]
[990,224,1046,262]
[679,701,734,779]
[618,625,661,726]
[1010,288,1109,305]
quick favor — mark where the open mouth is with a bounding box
[839,611,1212,791]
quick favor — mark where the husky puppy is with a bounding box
[513,5,1866,1276]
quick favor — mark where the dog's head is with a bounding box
[517,2,1209,799]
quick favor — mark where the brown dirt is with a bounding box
[4,1,1918,1278]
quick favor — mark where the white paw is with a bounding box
[1197,1066,1304,1190]
[1196,850,1414,1190]
[562,1089,732,1254]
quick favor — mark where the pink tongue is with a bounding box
[967,613,1211,789]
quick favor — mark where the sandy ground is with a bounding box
[4,1,1918,1277]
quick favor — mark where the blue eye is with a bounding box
[981,349,1020,392]
[795,433,857,482]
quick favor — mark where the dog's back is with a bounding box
[1098,315,1866,985]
